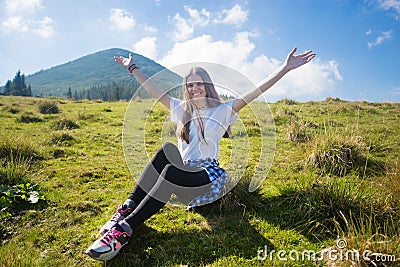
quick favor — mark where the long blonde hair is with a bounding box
[178,67,230,144]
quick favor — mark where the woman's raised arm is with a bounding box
[232,47,315,113]
[114,54,171,109]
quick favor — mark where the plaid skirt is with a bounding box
[184,158,228,209]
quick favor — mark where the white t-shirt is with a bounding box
[170,97,238,162]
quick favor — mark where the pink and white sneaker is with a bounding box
[99,204,134,235]
[85,224,131,261]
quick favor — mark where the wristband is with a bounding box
[128,64,139,73]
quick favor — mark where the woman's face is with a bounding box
[186,74,207,100]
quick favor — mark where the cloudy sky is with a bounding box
[0,0,399,101]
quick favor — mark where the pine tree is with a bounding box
[27,85,32,97]
[113,86,120,101]
[13,71,22,95]
[20,74,31,96]
[4,80,11,95]
[4,70,31,96]
[67,87,72,99]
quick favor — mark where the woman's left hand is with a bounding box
[114,53,134,69]
[284,46,316,71]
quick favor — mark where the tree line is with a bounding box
[2,71,230,101]
[67,81,140,101]
[67,81,184,101]
[3,70,32,96]
[1,71,182,101]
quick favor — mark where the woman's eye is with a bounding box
[187,82,204,88]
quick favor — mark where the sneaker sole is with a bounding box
[85,244,126,261]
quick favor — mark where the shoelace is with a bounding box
[110,205,129,223]
[100,228,123,246]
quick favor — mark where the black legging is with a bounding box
[124,142,211,230]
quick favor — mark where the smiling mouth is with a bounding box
[191,92,203,97]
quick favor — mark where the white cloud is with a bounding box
[184,6,211,26]
[1,16,29,33]
[169,6,210,41]
[1,0,54,38]
[214,4,248,26]
[170,13,193,41]
[1,15,54,38]
[5,0,43,14]
[109,8,135,31]
[324,60,343,81]
[367,30,392,49]
[143,23,157,33]
[376,0,400,18]
[33,16,55,38]
[241,57,342,100]
[392,87,400,94]
[160,32,342,100]
[169,4,247,41]
[386,86,400,101]
[133,37,158,60]
[160,32,255,68]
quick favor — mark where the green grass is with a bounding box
[0,96,399,266]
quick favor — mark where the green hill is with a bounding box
[25,48,182,97]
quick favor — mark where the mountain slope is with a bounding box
[25,48,181,97]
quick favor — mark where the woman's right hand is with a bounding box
[115,53,171,109]
[114,53,134,69]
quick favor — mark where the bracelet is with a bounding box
[128,64,139,73]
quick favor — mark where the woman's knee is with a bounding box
[161,142,182,165]
[162,142,178,153]
[153,142,179,160]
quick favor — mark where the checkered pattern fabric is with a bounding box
[184,158,228,209]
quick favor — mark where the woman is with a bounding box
[85,47,315,261]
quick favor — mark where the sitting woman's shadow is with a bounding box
[106,192,274,266]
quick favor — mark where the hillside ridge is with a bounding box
[23,48,179,97]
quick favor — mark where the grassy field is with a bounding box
[0,95,399,266]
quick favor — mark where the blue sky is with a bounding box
[0,0,399,102]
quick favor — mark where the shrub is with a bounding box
[0,159,29,186]
[77,111,96,121]
[50,132,74,146]
[0,138,41,164]
[334,212,399,267]
[0,138,45,211]
[272,106,297,126]
[379,161,400,213]
[325,96,343,103]
[8,107,20,114]
[0,138,41,186]
[235,114,262,137]
[307,132,369,176]
[51,118,79,130]
[53,149,65,158]
[286,120,315,142]
[38,101,60,114]
[277,97,297,105]
[17,115,43,123]
[280,178,394,238]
